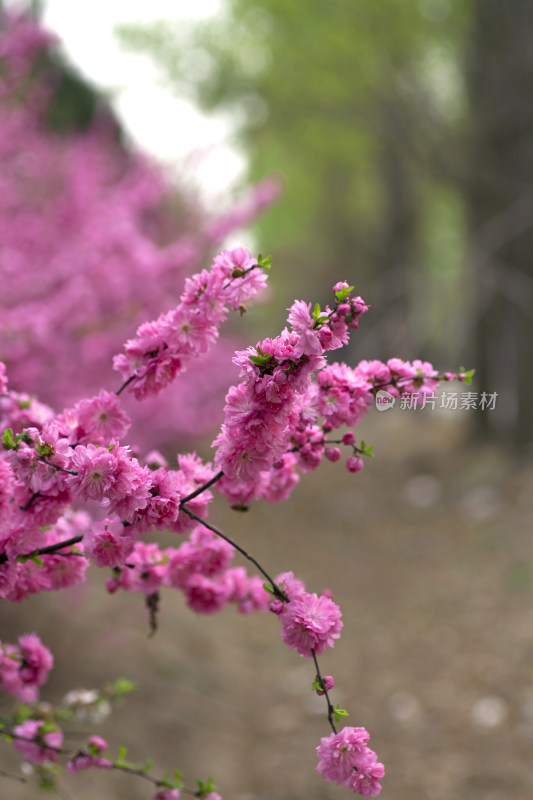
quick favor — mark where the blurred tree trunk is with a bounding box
[466,0,533,445]
[374,104,418,357]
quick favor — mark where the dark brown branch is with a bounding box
[180,506,288,603]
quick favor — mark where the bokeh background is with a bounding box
[2,1,533,799]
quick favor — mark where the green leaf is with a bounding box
[262,582,275,595]
[1,428,16,450]
[197,777,218,796]
[311,677,322,692]
[312,302,321,321]
[36,441,54,458]
[334,703,349,722]
[113,678,135,697]
[249,354,270,367]
[249,346,271,368]
[15,704,32,722]
[334,285,354,304]
[40,721,57,735]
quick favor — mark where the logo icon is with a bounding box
[375,390,395,411]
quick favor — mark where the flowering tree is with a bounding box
[0,235,473,796]
[0,12,280,450]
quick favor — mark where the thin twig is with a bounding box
[312,649,337,735]
[115,374,136,397]
[39,458,77,476]
[0,767,26,783]
[179,471,224,506]
[180,506,288,603]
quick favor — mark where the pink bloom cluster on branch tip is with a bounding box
[317,727,384,796]
[67,736,112,773]
[270,571,343,658]
[113,248,268,400]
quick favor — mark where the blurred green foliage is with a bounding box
[118,0,471,355]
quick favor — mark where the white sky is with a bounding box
[7,0,245,197]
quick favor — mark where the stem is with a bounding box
[39,458,77,476]
[0,768,26,783]
[19,492,40,511]
[179,471,223,506]
[180,506,289,603]
[35,535,84,556]
[0,535,84,565]
[312,649,337,735]
[116,374,136,396]
[0,728,72,756]
[323,439,367,456]
[0,729,199,796]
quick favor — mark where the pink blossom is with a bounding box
[325,447,342,463]
[153,790,181,800]
[279,591,343,657]
[68,443,121,501]
[82,517,135,569]
[110,542,167,596]
[275,570,306,601]
[74,390,131,444]
[258,453,300,504]
[67,735,112,773]
[346,752,385,797]
[354,359,391,386]
[69,442,152,521]
[346,456,364,474]
[184,573,232,614]
[13,719,63,764]
[134,467,181,533]
[17,632,53,689]
[316,726,372,785]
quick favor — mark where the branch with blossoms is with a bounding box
[0,636,222,797]
[0,248,472,797]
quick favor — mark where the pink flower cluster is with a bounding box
[213,284,368,496]
[0,633,53,702]
[67,736,112,773]
[113,248,268,399]
[270,572,343,658]
[13,718,63,764]
[316,727,385,796]
[107,526,270,616]
[0,510,90,602]
[211,281,449,509]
